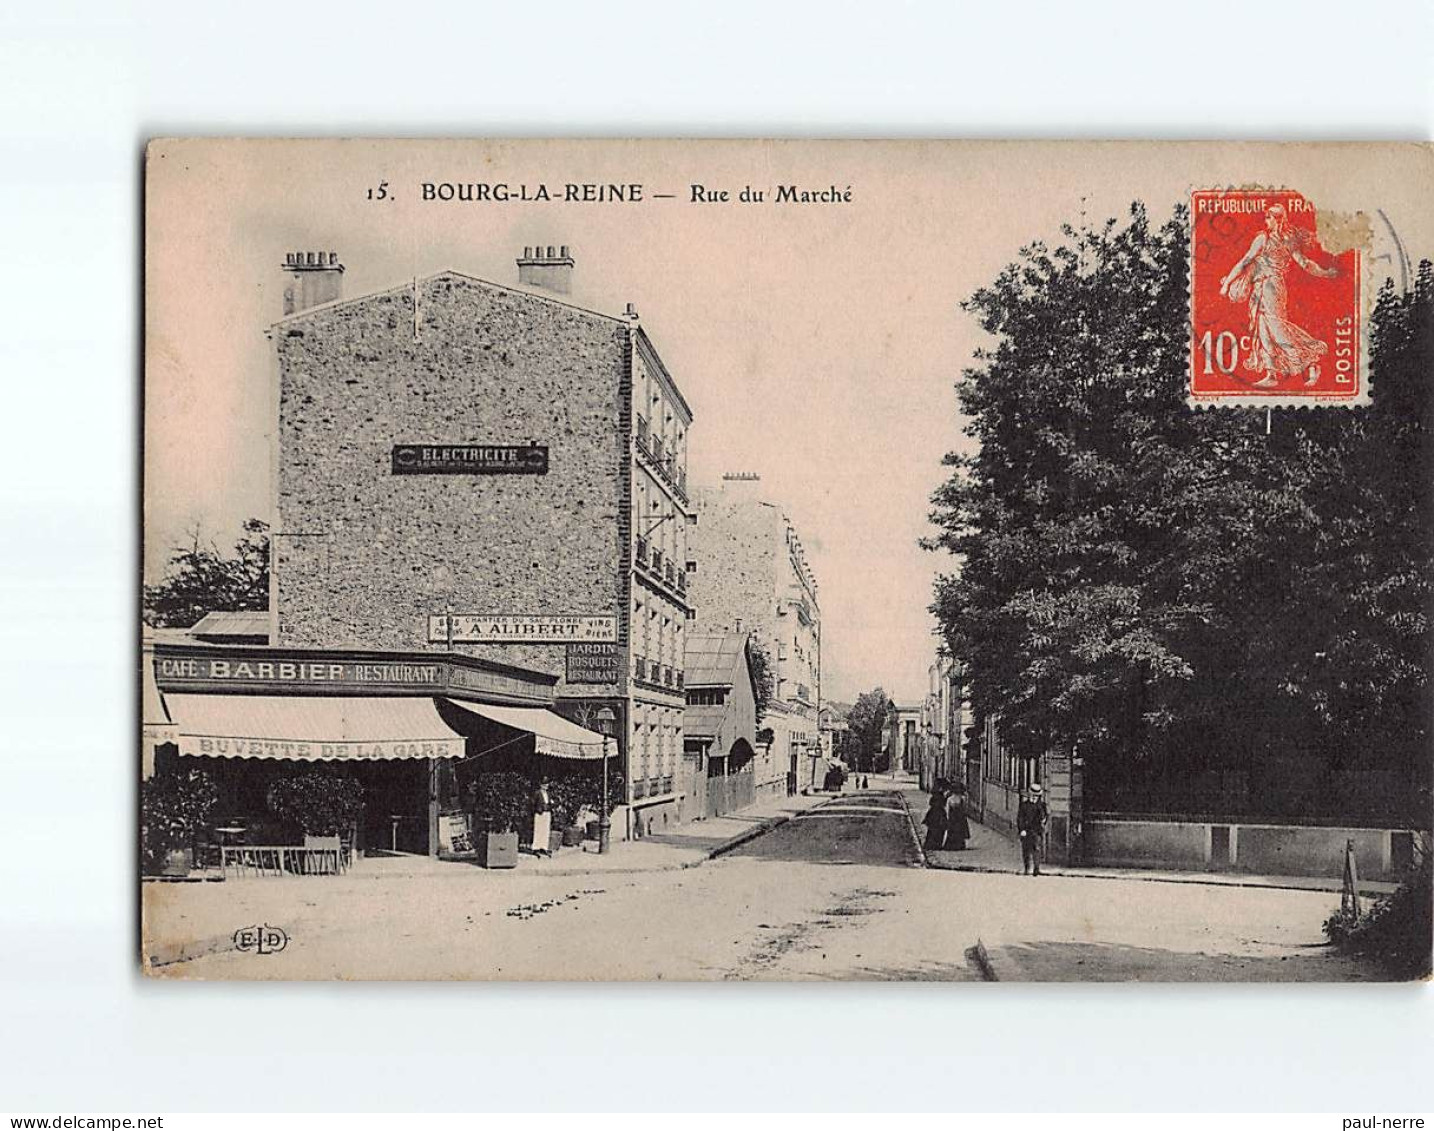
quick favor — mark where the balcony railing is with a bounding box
[635,535,649,566]
[633,779,648,800]
[659,775,673,795]
[634,657,647,681]
[652,436,666,465]
[636,415,649,450]
[675,671,684,691]
[676,570,686,594]
[650,546,663,573]
[664,561,675,586]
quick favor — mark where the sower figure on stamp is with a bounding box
[1017,782,1048,875]
[1219,203,1340,389]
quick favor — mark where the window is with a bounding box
[686,560,697,573]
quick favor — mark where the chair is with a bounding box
[303,834,343,875]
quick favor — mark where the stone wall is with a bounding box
[275,272,629,697]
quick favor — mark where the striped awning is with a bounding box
[164,694,466,761]
[445,700,610,760]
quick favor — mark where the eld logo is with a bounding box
[234,924,289,955]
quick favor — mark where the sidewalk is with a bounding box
[897,785,1398,897]
[143,788,833,968]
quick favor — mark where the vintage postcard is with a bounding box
[142,140,1433,981]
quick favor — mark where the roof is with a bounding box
[188,610,271,639]
[683,632,749,689]
[269,269,627,330]
[683,704,727,741]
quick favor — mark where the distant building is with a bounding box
[918,654,970,792]
[887,704,923,775]
[682,632,760,819]
[687,474,821,798]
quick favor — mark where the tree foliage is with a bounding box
[747,637,776,724]
[266,772,365,836]
[846,688,894,759]
[929,203,1433,822]
[143,518,270,628]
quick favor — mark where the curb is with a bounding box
[966,939,999,982]
[895,789,929,868]
[705,804,812,860]
[924,851,1392,898]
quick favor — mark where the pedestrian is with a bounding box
[861,775,869,790]
[1016,783,1049,875]
[921,790,948,851]
[531,780,553,857]
[944,784,971,851]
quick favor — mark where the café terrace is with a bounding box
[142,632,611,861]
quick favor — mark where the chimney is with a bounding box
[720,471,763,503]
[282,250,344,315]
[516,243,575,295]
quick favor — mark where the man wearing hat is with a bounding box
[1016,782,1049,876]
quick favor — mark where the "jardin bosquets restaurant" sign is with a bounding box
[428,613,618,645]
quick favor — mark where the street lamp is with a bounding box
[594,705,617,854]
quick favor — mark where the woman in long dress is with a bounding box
[944,786,971,851]
[922,791,948,851]
[531,782,552,857]
[1219,204,1340,389]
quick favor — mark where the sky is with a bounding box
[145,140,1434,703]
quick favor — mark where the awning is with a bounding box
[142,660,178,746]
[164,694,466,761]
[445,700,610,760]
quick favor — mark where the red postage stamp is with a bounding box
[1190,188,1366,407]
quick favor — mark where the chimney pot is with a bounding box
[516,242,574,295]
[281,247,345,315]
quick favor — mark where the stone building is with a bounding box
[886,704,923,776]
[686,474,821,798]
[269,245,693,838]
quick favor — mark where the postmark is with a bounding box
[1189,188,1369,407]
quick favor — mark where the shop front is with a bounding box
[142,636,610,869]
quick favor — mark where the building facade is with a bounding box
[682,632,760,820]
[887,704,923,776]
[917,654,970,792]
[686,474,821,799]
[270,246,693,839]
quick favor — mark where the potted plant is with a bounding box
[141,766,219,877]
[472,771,527,868]
[548,765,625,844]
[265,772,364,865]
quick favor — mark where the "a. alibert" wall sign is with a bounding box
[429,614,618,644]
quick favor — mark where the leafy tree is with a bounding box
[929,201,1433,823]
[747,637,776,723]
[144,518,270,628]
[266,772,365,836]
[846,688,894,765]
